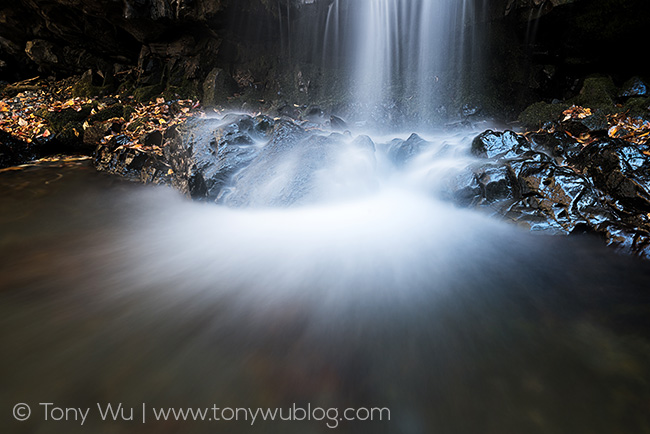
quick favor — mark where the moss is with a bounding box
[36,104,94,131]
[518,101,571,129]
[622,97,650,119]
[56,122,85,149]
[125,117,148,133]
[71,80,112,98]
[163,81,200,101]
[116,80,136,98]
[571,76,617,111]
[87,104,126,123]
[133,85,165,103]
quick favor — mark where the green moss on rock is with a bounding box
[518,101,570,129]
[623,97,650,119]
[87,104,126,123]
[133,85,165,103]
[71,80,112,98]
[163,82,200,101]
[572,76,617,111]
[36,104,94,131]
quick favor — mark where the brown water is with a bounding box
[1,158,650,434]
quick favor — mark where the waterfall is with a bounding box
[288,0,485,127]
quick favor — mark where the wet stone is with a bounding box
[471,130,530,160]
[529,131,583,165]
[476,164,517,203]
[388,133,430,167]
[576,139,650,213]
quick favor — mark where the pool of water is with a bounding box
[1,157,650,434]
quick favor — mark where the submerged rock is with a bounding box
[388,133,430,166]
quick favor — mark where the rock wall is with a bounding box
[1,0,649,119]
[0,0,288,103]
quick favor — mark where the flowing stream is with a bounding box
[1,132,650,434]
[2,0,650,433]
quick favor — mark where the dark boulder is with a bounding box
[177,115,267,200]
[509,161,610,234]
[619,77,648,99]
[465,128,650,257]
[471,130,531,159]
[94,114,275,200]
[561,109,609,137]
[476,164,517,203]
[442,167,482,207]
[329,115,348,131]
[575,139,650,213]
[528,131,583,165]
[0,131,46,168]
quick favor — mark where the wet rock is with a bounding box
[93,114,273,200]
[619,77,648,98]
[575,139,650,212]
[528,131,583,164]
[598,222,650,259]
[304,107,325,123]
[388,133,430,166]
[330,115,348,131]
[443,167,482,207]
[512,162,608,233]
[561,109,609,137]
[252,115,276,140]
[182,115,265,200]
[217,120,311,206]
[476,164,517,203]
[351,135,375,153]
[467,127,650,257]
[277,104,301,119]
[0,131,43,167]
[471,130,531,159]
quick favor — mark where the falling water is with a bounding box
[288,0,485,126]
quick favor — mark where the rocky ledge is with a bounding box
[92,108,650,259]
[2,77,649,259]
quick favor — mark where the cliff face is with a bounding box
[0,0,240,91]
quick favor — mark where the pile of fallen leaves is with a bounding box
[607,112,650,145]
[0,90,54,143]
[561,105,593,122]
[535,105,650,148]
[1,77,201,153]
[98,97,199,155]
